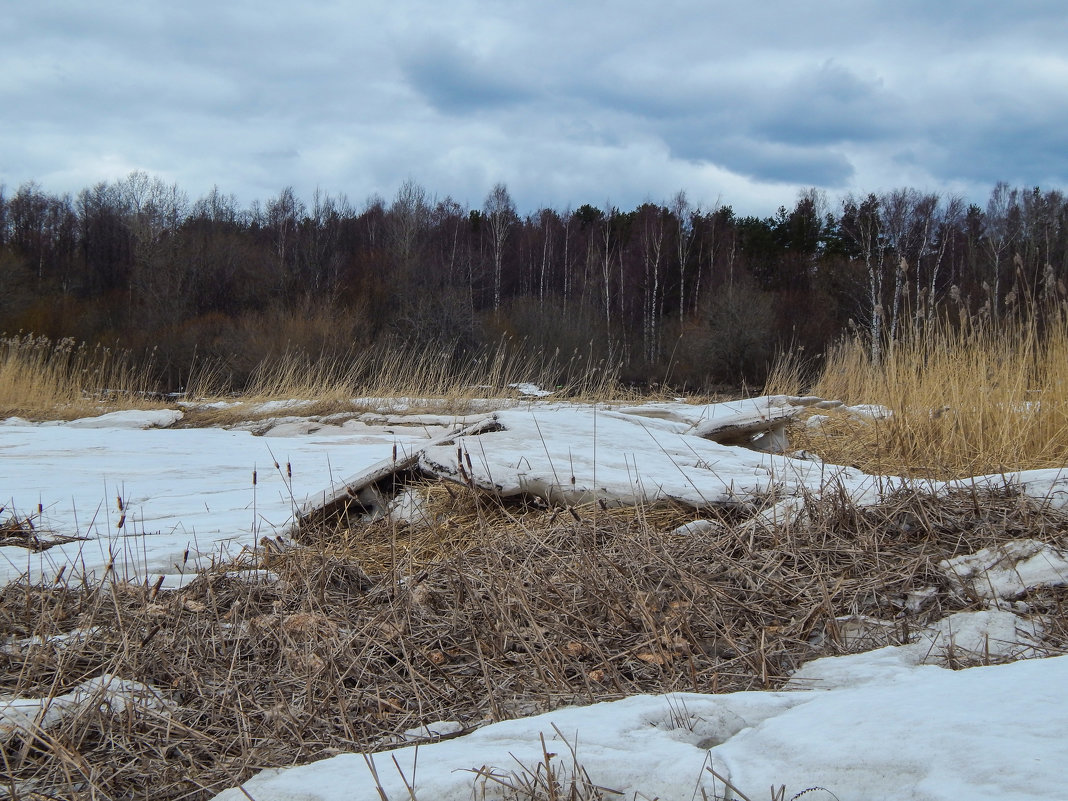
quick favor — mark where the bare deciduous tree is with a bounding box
[483,183,515,312]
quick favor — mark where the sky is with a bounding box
[3,1,1068,217]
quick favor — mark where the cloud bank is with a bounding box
[3,1,1066,215]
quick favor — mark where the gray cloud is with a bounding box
[2,1,1066,216]
[401,43,537,114]
[664,125,856,187]
[754,62,901,147]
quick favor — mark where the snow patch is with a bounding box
[212,655,1068,801]
[940,539,1068,599]
[509,382,554,397]
[64,409,184,429]
[1,674,172,743]
[402,720,464,741]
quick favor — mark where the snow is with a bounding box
[0,627,101,656]
[402,720,465,741]
[64,408,186,429]
[4,399,1068,800]
[509,382,554,397]
[940,539,1068,600]
[314,400,1068,519]
[842,402,893,420]
[0,410,431,586]
[410,402,881,509]
[943,469,1068,510]
[805,608,1046,673]
[1,674,172,743]
[1,408,185,430]
[211,652,1068,801]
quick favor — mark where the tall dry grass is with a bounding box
[183,338,631,424]
[0,335,162,420]
[771,311,1068,478]
[0,333,630,423]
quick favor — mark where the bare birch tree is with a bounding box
[483,183,515,312]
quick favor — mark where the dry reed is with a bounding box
[181,339,633,427]
[0,335,162,421]
[0,333,633,425]
[769,313,1068,478]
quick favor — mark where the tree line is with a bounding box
[2,173,1066,391]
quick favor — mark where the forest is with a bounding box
[1,173,1066,391]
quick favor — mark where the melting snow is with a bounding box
[211,652,1068,801]
[940,539,1068,600]
[1,674,172,744]
[3,399,1068,800]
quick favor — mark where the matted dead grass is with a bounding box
[2,486,1067,800]
[304,481,704,574]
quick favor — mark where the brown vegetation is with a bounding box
[4,175,1067,392]
[773,309,1068,479]
[2,485,1066,799]
[0,334,162,420]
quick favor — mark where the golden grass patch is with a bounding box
[179,338,640,427]
[770,314,1068,479]
[0,334,163,420]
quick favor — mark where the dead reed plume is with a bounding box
[769,312,1068,479]
[0,335,162,421]
[2,484,1066,800]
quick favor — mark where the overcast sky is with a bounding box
[3,1,1067,216]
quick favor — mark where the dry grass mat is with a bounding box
[2,486,1067,800]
